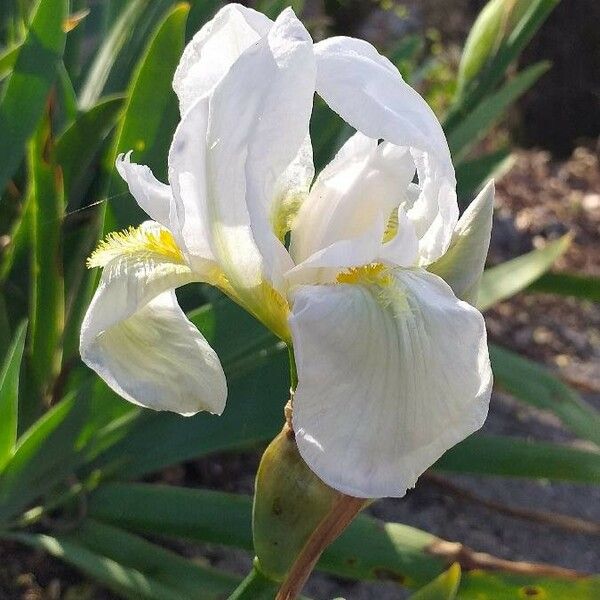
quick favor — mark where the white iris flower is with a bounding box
[80,5,493,498]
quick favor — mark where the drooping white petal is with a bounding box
[116,152,172,227]
[429,181,495,304]
[314,36,458,263]
[80,222,226,416]
[173,3,272,114]
[289,269,492,498]
[204,7,315,292]
[290,133,415,275]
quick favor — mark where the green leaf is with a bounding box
[105,1,189,229]
[477,234,571,311]
[0,0,67,194]
[64,519,239,599]
[55,61,78,126]
[455,0,530,101]
[0,392,89,522]
[459,570,600,600]
[435,433,600,483]
[0,321,26,467]
[446,0,559,131]
[186,1,221,41]
[8,532,187,600]
[28,113,65,412]
[448,61,550,159]
[410,563,461,599]
[89,483,254,551]
[78,0,149,110]
[56,95,124,204]
[490,344,600,445]
[88,483,600,597]
[0,43,19,80]
[527,271,600,303]
[455,147,513,204]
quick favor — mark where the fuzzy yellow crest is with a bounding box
[87,225,185,269]
[336,263,392,287]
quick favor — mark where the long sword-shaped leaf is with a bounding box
[448,61,550,159]
[455,147,513,204]
[477,234,571,311]
[26,113,65,426]
[56,95,124,202]
[0,322,26,468]
[490,344,600,445]
[7,532,185,600]
[87,483,600,598]
[64,519,238,599]
[0,392,89,522]
[435,433,599,482]
[527,271,600,303]
[103,2,189,231]
[445,0,559,131]
[78,0,148,110]
[0,0,67,194]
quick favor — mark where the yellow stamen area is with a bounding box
[337,263,408,314]
[87,225,185,269]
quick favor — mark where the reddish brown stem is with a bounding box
[276,495,366,600]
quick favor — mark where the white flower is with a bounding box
[80,4,493,498]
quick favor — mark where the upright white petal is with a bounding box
[314,37,458,263]
[168,95,218,271]
[289,269,492,498]
[429,181,495,304]
[289,133,416,280]
[173,3,272,114]
[204,8,315,292]
[80,222,226,416]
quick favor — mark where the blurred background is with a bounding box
[0,1,598,598]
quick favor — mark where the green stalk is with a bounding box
[227,561,278,600]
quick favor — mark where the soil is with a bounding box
[1,147,599,599]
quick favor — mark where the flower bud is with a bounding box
[253,426,342,581]
[456,0,531,98]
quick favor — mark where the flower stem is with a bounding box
[228,560,278,600]
[275,494,366,600]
